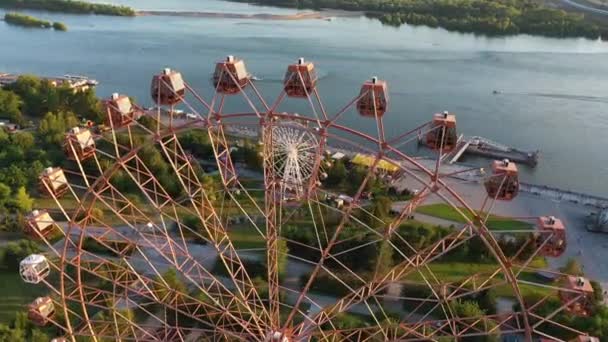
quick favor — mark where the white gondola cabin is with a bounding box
[484,159,519,201]
[28,296,55,326]
[265,331,290,342]
[20,254,50,284]
[213,55,250,94]
[65,127,95,161]
[356,77,389,117]
[25,209,57,238]
[426,111,457,152]
[151,68,185,106]
[559,276,594,317]
[284,58,317,98]
[536,216,566,257]
[40,167,69,198]
[104,93,135,128]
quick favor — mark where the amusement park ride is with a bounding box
[16,56,599,341]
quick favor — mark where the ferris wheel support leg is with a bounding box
[283,156,383,331]
[154,134,270,335]
[262,119,282,329]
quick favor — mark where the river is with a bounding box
[1,0,608,196]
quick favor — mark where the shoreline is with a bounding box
[221,124,608,207]
[135,9,360,20]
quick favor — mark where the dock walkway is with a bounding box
[444,135,539,166]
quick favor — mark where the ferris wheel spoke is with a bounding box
[66,246,258,339]
[428,188,535,338]
[283,153,383,331]
[314,312,523,341]
[262,122,283,329]
[293,227,473,337]
[314,198,460,337]
[83,178,269,338]
[153,135,272,329]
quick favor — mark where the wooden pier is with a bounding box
[442,135,539,167]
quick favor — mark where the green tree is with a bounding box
[241,142,262,171]
[0,127,8,144]
[180,129,213,159]
[38,110,79,145]
[69,88,104,122]
[0,165,28,189]
[371,196,392,221]
[561,258,584,276]
[12,186,33,213]
[277,238,289,279]
[452,300,498,342]
[346,165,372,195]
[325,159,346,187]
[0,323,25,341]
[30,329,51,342]
[0,183,11,208]
[154,268,186,303]
[10,132,35,150]
[8,75,43,117]
[0,88,23,125]
[373,240,394,275]
[52,21,68,31]
[328,313,364,330]
[476,289,498,315]
[1,239,42,271]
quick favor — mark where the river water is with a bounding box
[1,0,608,196]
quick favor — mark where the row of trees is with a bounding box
[0,0,135,16]
[3,75,103,125]
[4,13,67,31]
[0,311,52,342]
[0,76,105,232]
[232,0,605,39]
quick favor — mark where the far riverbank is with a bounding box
[135,9,359,20]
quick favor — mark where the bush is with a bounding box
[212,257,266,278]
[81,238,134,257]
[4,13,51,28]
[52,22,67,31]
[1,240,42,271]
[180,215,208,244]
[300,270,362,298]
[0,0,135,16]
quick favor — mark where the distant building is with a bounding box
[331,151,345,160]
[351,153,399,174]
[0,73,18,87]
[0,73,96,93]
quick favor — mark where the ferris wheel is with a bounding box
[18,55,597,342]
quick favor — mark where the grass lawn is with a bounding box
[0,268,48,324]
[228,226,265,250]
[416,204,533,231]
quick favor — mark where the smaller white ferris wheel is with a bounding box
[268,122,319,200]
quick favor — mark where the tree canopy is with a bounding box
[0,88,23,125]
[230,0,604,39]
